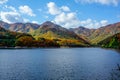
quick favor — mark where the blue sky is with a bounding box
[0,0,120,29]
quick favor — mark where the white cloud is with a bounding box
[54,12,73,24]
[4,5,17,12]
[47,2,70,15]
[23,18,30,23]
[75,0,119,6]
[0,0,8,4]
[47,2,80,28]
[79,19,108,28]
[47,2,61,15]
[47,2,109,29]
[61,6,70,11]
[0,5,37,23]
[0,5,31,23]
[32,21,38,24]
[54,12,108,29]
[19,5,35,16]
[0,11,24,23]
[54,12,80,28]
[100,20,108,26]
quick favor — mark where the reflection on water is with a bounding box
[0,48,120,80]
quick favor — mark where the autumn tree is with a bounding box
[15,36,34,47]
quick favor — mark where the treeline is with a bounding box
[0,34,88,48]
[15,36,60,47]
[0,26,89,48]
[0,35,60,48]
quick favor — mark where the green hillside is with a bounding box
[98,33,120,49]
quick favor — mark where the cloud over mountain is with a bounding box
[0,4,36,23]
[47,2,61,15]
[47,2,108,29]
[19,5,36,17]
[0,0,118,29]
[0,11,23,23]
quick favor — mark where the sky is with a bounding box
[0,0,120,29]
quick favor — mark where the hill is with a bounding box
[71,22,120,44]
[0,21,90,47]
[0,21,39,33]
[0,26,32,47]
[0,26,60,48]
[98,33,120,49]
[31,21,90,47]
[32,21,78,39]
[69,26,95,42]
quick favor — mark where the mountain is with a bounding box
[0,21,90,47]
[0,26,31,47]
[70,26,94,37]
[32,21,90,46]
[71,22,120,44]
[98,33,120,49]
[0,21,85,40]
[1,20,120,46]
[0,21,40,33]
[70,26,95,42]
[0,26,7,32]
[33,21,81,39]
[1,20,120,48]
[90,22,120,44]
[0,26,19,39]
[0,21,10,29]
[0,26,60,48]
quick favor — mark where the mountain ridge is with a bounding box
[70,22,120,44]
[0,20,120,46]
[0,21,90,47]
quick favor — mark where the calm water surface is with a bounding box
[0,48,120,80]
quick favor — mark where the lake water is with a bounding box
[0,48,120,80]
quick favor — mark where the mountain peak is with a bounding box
[78,26,85,28]
[40,21,59,30]
[42,21,54,25]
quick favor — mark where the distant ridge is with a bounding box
[70,22,120,44]
[0,20,40,33]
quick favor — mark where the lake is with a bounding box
[0,48,120,80]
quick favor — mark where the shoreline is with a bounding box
[0,46,90,49]
[0,46,119,50]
